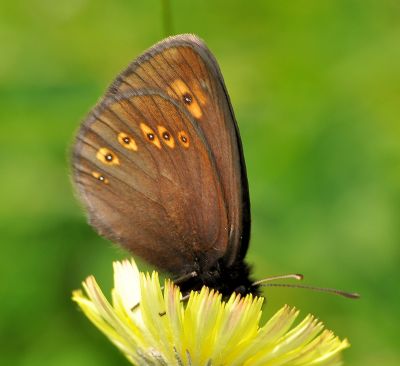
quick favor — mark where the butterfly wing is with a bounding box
[73,91,229,273]
[107,34,250,266]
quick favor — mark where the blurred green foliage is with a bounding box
[1,1,399,365]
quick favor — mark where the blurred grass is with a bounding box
[0,1,399,365]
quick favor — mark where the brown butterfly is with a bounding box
[72,34,256,296]
[72,34,359,300]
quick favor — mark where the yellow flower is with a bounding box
[72,259,350,366]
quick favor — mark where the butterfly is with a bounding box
[72,34,361,301]
[72,34,258,296]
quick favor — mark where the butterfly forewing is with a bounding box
[73,91,229,273]
[109,34,250,265]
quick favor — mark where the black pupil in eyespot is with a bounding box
[147,133,154,140]
[123,137,130,143]
[181,136,187,143]
[99,175,104,181]
[163,132,170,140]
[183,93,192,105]
[105,154,113,161]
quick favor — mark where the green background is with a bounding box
[1,1,399,365]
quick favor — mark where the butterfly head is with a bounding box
[177,258,260,297]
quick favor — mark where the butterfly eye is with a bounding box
[96,148,120,165]
[118,132,138,151]
[140,123,161,149]
[91,171,109,184]
[158,126,175,148]
[178,131,190,148]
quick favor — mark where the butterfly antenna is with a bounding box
[260,283,360,299]
[252,274,359,299]
[252,273,304,286]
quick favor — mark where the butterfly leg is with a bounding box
[173,271,198,285]
[130,271,197,311]
[159,293,191,316]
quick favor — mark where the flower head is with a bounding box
[72,259,350,366]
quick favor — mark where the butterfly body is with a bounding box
[177,257,258,297]
[72,34,259,296]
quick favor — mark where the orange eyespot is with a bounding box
[140,123,161,149]
[118,132,138,151]
[96,148,120,165]
[158,126,175,148]
[178,131,190,148]
[92,171,109,184]
[169,79,203,119]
